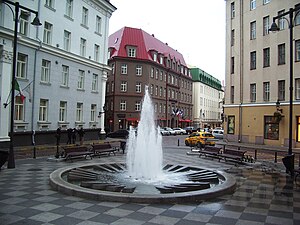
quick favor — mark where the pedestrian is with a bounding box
[78,127,85,145]
[72,128,77,144]
[67,127,72,144]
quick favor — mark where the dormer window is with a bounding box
[153,53,157,62]
[160,56,163,64]
[127,47,136,57]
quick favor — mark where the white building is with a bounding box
[0,0,116,147]
[191,67,224,129]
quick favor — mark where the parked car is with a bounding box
[172,127,187,135]
[160,128,170,136]
[185,132,215,148]
[163,127,176,135]
[106,129,129,139]
[212,129,224,139]
[183,126,197,134]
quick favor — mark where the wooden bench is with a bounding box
[221,148,246,163]
[63,146,93,161]
[199,146,222,161]
[92,142,118,157]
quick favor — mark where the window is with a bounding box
[80,38,86,57]
[231,57,234,74]
[61,65,69,87]
[136,82,141,93]
[278,44,285,65]
[231,2,235,19]
[153,53,157,62]
[91,104,96,122]
[41,59,51,83]
[96,16,102,34]
[263,0,270,4]
[264,116,279,140]
[45,0,54,8]
[19,11,29,36]
[295,4,300,25]
[228,116,235,134]
[156,69,159,80]
[136,65,142,76]
[111,81,114,93]
[278,80,285,101]
[43,22,52,44]
[120,81,127,92]
[92,74,98,91]
[250,0,256,10]
[278,10,285,30]
[160,71,163,80]
[39,99,48,121]
[250,83,256,102]
[94,44,100,61]
[78,70,85,89]
[63,30,71,51]
[76,103,83,122]
[17,53,27,78]
[231,29,235,46]
[296,40,300,61]
[135,101,141,111]
[59,101,67,122]
[297,117,300,142]
[120,100,126,111]
[121,64,127,74]
[263,48,270,67]
[15,96,24,121]
[263,16,269,36]
[128,47,136,57]
[159,87,162,96]
[82,7,88,27]
[230,86,234,104]
[65,0,73,18]
[150,68,154,78]
[250,21,256,40]
[250,51,256,70]
[296,78,300,100]
[263,82,270,102]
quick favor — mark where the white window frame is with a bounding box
[250,21,256,40]
[94,44,100,62]
[39,99,48,121]
[80,38,86,57]
[263,0,270,5]
[41,59,51,83]
[78,70,85,89]
[64,30,71,51]
[19,11,29,36]
[92,74,98,91]
[76,102,83,122]
[296,78,300,100]
[231,2,235,19]
[62,65,69,87]
[250,83,256,102]
[15,96,24,121]
[82,7,88,27]
[43,22,52,44]
[96,15,102,34]
[59,101,67,122]
[263,16,269,36]
[263,82,270,102]
[17,53,27,78]
[128,47,136,57]
[45,0,54,8]
[135,101,141,111]
[121,64,127,74]
[121,81,127,92]
[250,0,256,10]
[65,0,73,18]
[278,10,285,30]
[296,40,300,61]
[136,82,141,93]
[120,100,126,111]
[136,65,142,76]
[91,104,96,122]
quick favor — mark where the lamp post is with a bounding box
[1,0,42,168]
[269,6,300,156]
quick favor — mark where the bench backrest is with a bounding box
[64,146,88,154]
[92,143,112,150]
[224,149,246,156]
[204,146,221,153]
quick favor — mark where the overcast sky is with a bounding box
[108,0,226,82]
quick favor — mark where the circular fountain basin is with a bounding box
[50,162,236,203]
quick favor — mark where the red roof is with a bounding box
[108,27,187,66]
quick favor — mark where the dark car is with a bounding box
[106,129,129,139]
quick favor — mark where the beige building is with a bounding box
[224,0,300,148]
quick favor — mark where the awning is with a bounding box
[126,118,139,121]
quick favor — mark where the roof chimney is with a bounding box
[152,34,155,37]
[165,43,168,46]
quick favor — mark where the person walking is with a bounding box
[72,128,77,144]
[67,128,72,144]
[78,127,85,145]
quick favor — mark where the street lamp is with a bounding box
[1,0,42,168]
[269,6,300,156]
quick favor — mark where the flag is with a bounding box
[14,80,25,102]
[23,82,32,103]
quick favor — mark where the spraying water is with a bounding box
[126,86,163,180]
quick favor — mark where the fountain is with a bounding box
[49,87,236,203]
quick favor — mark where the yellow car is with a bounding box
[185,132,215,148]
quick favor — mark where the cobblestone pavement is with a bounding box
[1,139,300,224]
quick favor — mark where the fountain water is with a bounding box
[126,86,163,180]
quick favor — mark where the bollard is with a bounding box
[254,149,257,160]
[274,151,277,163]
[32,130,36,159]
[178,139,179,146]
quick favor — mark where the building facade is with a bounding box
[0,0,116,147]
[106,27,193,132]
[191,67,223,130]
[224,0,300,148]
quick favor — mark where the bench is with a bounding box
[92,142,118,157]
[63,146,93,161]
[221,148,246,163]
[199,146,222,161]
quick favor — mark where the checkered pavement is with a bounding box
[1,146,300,225]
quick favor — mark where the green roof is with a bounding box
[190,67,222,91]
